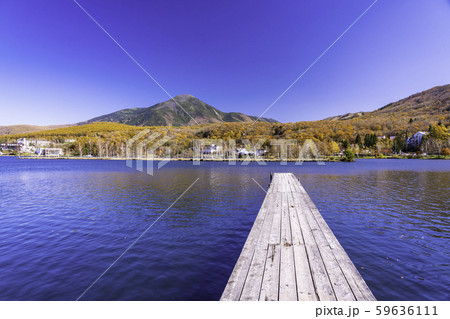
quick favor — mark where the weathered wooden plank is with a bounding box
[292,244,319,300]
[286,173,302,193]
[272,173,280,193]
[240,246,269,300]
[259,190,282,300]
[280,192,293,247]
[259,244,281,301]
[289,186,336,301]
[279,192,297,300]
[240,193,279,300]
[268,192,282,245]
[277,173,284,192]
[279,244,297,301]
[286,189,318,301]
[286,188,304,247]
[281,173,288,193]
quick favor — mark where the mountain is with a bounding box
[81,94,278,126]
[0,124,72,136]
[325,84,450,122]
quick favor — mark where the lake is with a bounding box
[0,157,448,300]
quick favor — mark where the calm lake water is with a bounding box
[0,157,448,301]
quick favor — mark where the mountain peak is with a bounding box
[173,94,195,102]
[174,94,194,98]
[82,95,278,127]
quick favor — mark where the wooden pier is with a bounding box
[221,173,375,301]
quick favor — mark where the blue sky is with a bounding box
[1,0,449,125]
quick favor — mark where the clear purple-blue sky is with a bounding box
[1,0,449,126]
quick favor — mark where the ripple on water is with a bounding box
[0,158,448,300]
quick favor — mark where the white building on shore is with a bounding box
[0,138,63,155]
[1,138,34,153]
[407,131,427,149]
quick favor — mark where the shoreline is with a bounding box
[2,155,449,161]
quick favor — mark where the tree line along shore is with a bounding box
[1,120,449,161]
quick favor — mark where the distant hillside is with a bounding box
[325,84,450,122]
[0,124,72,136]
[81,94,277,126]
